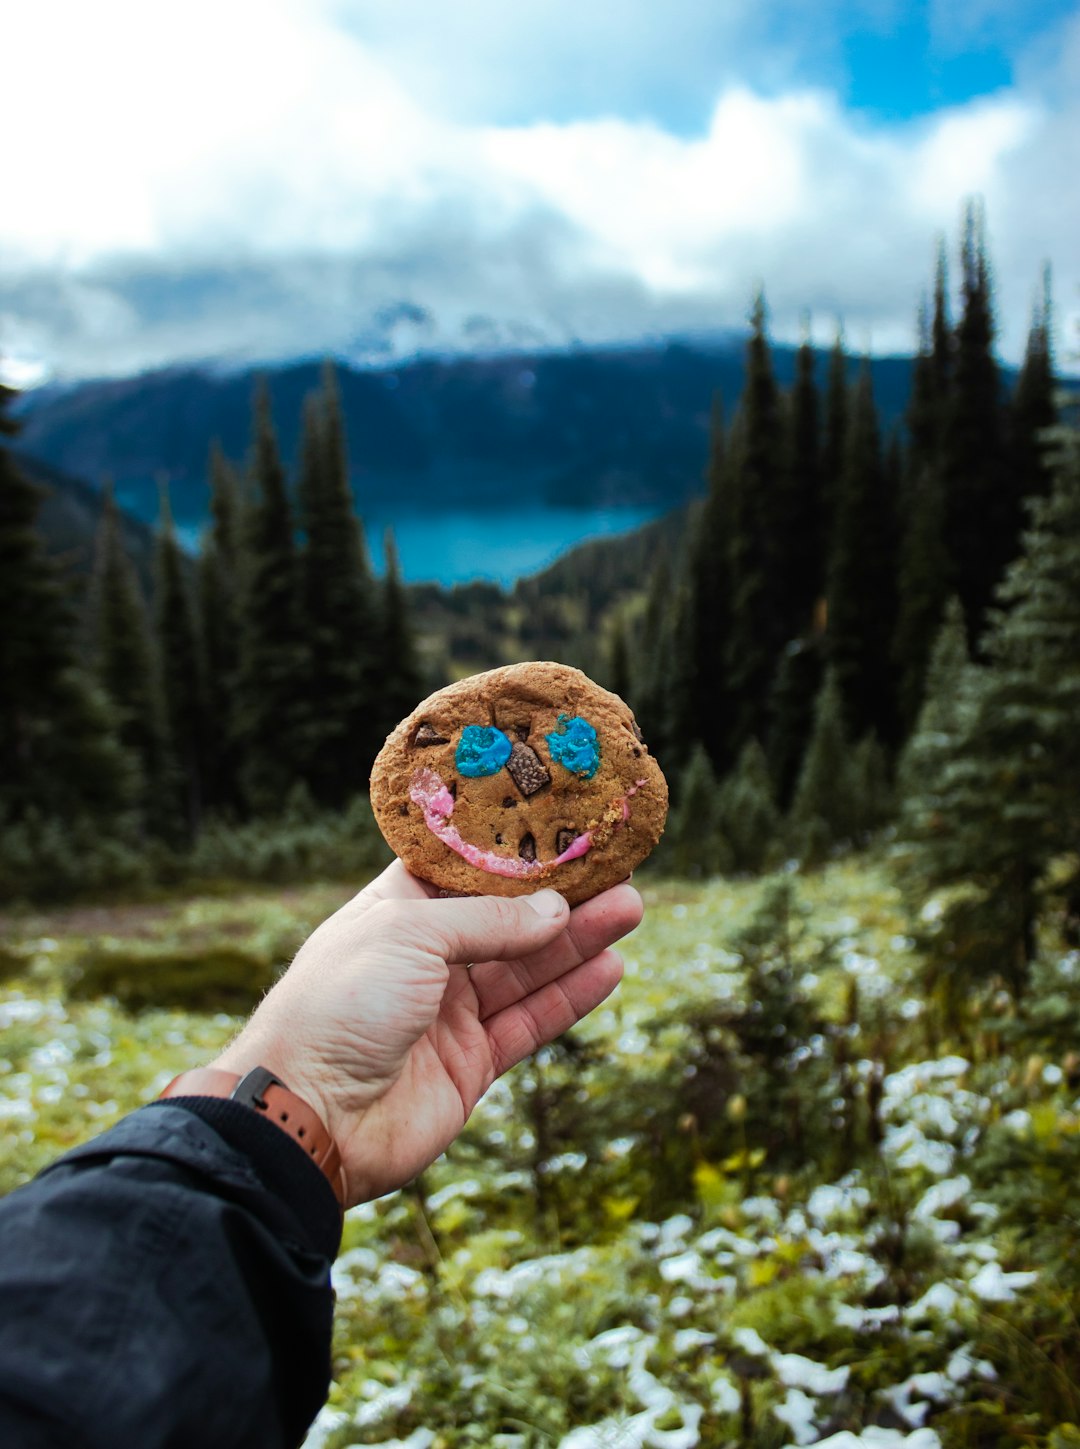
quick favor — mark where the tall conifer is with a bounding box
[723,293,786,754]
[0,383,133,825]
[893,276,953,731]
[198,443,244,810]
[901,430,1080,992]
[942,200,1007,645]
[779,332,823,632]
[607,614,632,704]
[155,483,205,838]
[376,530,424,741]
[820,330,849,531]
[90,482,168,831]
[236,381,309,813]
[298,364,381,803]
[1009,266,1057,509]
[825,365,897,743]
[689,396,730,766]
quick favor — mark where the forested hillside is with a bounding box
[18,337,921,528]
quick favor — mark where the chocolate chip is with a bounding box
[514,725,530,741]
[495,833,503,845]
[447,779,457,800]
[399,804,409,817]
[632,746,642,758]
[519,833,537,862]
[506,741,551,797]
[556,829,579,855]
[502,796,517,809]
[631,721,644,743]
[414,722,449,747]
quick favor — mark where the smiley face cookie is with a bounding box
[369,661,668,906]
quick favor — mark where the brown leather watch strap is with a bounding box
[160,1066,346,1211]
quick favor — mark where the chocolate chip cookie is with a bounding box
[369,661,668,906]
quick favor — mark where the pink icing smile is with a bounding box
[409,767,645,879]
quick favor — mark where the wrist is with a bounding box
[161,1064,347,1211]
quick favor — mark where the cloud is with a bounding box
[1,0,1077,379]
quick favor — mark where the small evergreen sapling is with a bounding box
[790,669,858,863]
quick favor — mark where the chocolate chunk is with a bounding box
[495,833,503,845]
[506,741,551,797]
[556,829,579,855]
[414,722,449,747]
[631,721,645,744]
[519,833,537,862]
[399,803,409,817]
[501,796,517,809]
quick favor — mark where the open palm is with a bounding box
[213,862,643,1205]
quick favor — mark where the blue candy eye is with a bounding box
[545,715,601,779]
[456,725,513,777]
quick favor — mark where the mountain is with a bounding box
[15,449,158,595]
[17,339,922,534]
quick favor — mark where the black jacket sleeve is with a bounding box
[0,1099,343,1449]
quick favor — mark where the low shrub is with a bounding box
[67,941,282,1013]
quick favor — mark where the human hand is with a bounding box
[210,863,643,1206]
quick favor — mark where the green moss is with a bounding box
[67,943,281,1013]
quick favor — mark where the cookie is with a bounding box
[369,661,668,906]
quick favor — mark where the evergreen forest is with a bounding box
[4,203,1080,1447]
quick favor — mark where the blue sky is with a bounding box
[1,0,1077,380]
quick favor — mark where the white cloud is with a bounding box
[1,0,1077,378]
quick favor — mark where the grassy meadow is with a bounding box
[4,857,1080,1449]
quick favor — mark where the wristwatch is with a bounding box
[160,1065,347,1210]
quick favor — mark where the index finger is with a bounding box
[344,859,441,913]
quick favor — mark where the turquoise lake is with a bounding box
[177,503,665,586]
[363,505,663,586]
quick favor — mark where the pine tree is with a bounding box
[942,200,1008,646]
[155,483,205,839]
[896,596,972,802]
[778,331,823,633]
[723,293,786,754]
[825,364,898,743]
[894,422,950,733]
[688,396,730,766]
[0,382,134,827]
[820,329,849,533]
[892,251,954,732]
[790,669,858,860]
[375,529,425,742]
[235,381,310,813]
[607,613,632,704]
[662,580,699,766]
[663,742,732,878]
[850,733,892,839]
[1009,265,1057,510]
[717,737,781,873]
[89,481,169,832]
[297,363,381,804]
[900,431,1080,994]
[766,636,824,810]
[198,443,244,810]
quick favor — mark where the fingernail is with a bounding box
[526,888,566,918]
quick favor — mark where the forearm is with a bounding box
[0,1103,341,1449]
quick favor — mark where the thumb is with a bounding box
[396,889,570,965]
